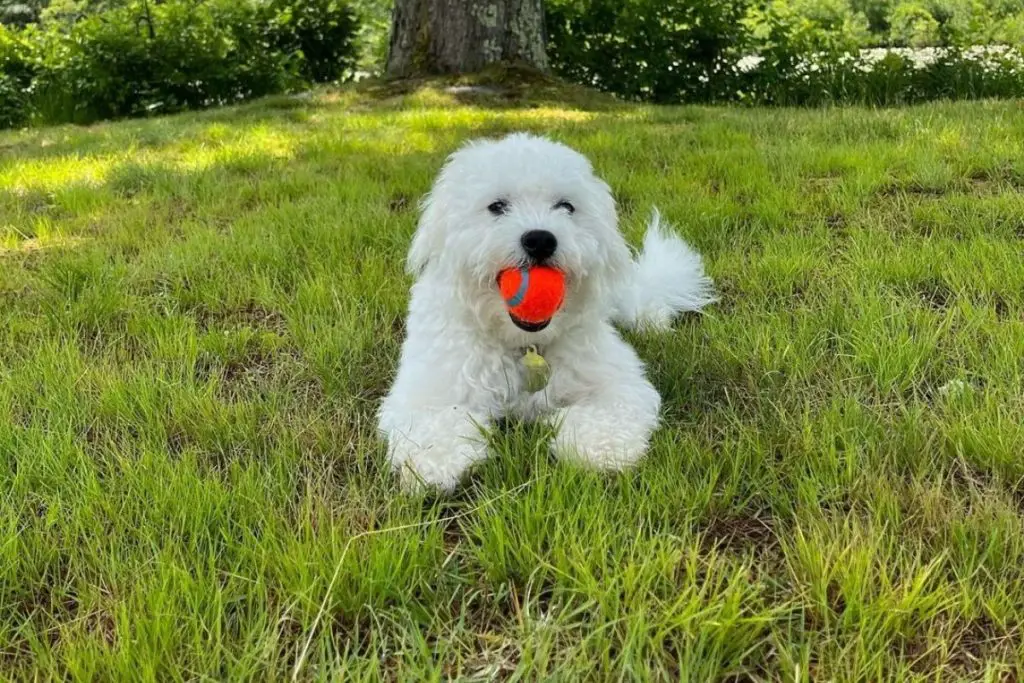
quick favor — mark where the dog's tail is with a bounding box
[612,209,716,330]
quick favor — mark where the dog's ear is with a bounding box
[406,191,445,276]
[592,178,634,290]
[596,231,634,309]
[407,143,470,276]
[604,233,634,286]
[573,176,635,318]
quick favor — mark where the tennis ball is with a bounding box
[497,266,566,330]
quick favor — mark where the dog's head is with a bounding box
[407,133,632,335]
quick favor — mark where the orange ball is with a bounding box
[497,266,566,326]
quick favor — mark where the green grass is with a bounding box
[2,82,1024,681]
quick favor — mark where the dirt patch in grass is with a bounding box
[900,277,957,312]
[192,301,289,334]
[877,180,951,197]
[698,512,778,555]
[966,165,1024,192]
[904,617,1018,679]
[388,192,412,213]
[825,212,847,233]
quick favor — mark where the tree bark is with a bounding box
[387,0,548,77]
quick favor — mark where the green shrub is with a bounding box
[268,0,358,83]
[32,1,289,123]
[1,0,359,127]
[6,0,1024,124]
[348,0,392,75]
[888,1,941,46]
[742,0,865,83]
[544,0,1024,106]
[1000,10,1024,43]
[739,45,1024,105]
[849,0,893,36]
[545,0,751,103]
[0,23,37,127]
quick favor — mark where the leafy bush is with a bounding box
[888,1,941,46]
[742,0,865,90]
[0,23,37,126]
[32,1,289,123]
[738,45,1024,105]
[6,0,1024,124]
[545,0,1024,105]
[545,0,751,103]
[270,0,358,83]
[348,0,392,75]
[1,0,358,127]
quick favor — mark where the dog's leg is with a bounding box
[382,405,491,492]
[379,326,504,491]
[550,326,662,470]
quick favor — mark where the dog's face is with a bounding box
[407,134,632,335]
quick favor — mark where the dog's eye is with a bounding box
[554,200,575,214]
[488,200,509,216]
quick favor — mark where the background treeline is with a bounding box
[2,0,1023,128]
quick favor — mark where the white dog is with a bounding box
[378,133,715,491]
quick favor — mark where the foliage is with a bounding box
[30,1,291,124]
[0,24,36,126]
[887,1,942,46]
[348,0,391,75]
[758,0,1024,46]
[738,45,1024,105]
[269,0,358,84]
[545,0,751,103]
[5,0,1024,124]
[0,0,358,127]
[545,0,1024,104]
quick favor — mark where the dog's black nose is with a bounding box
[521,230,557,262]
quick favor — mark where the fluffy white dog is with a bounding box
[378,133,715,491]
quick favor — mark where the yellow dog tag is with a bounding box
[522,345,550,393]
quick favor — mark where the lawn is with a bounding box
[2,83,1024,681]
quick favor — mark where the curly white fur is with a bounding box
[378,133,715,491]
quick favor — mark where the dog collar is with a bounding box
[521,345,550,393]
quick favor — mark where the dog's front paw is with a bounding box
[388,431,488,493]
[551,402,655,471]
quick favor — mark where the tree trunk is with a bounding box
[387,0,548,77]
